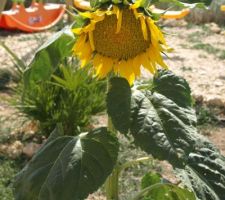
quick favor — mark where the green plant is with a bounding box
[13,1,225,200]
[0,156,25,200]
[192,42,225,60]
[18,61,106,135]
[195,103,219,126]
[1,31,106,136]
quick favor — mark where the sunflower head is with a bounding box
[72,0,170,84]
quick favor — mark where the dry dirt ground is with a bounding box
[0,21,225,199]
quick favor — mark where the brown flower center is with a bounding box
[93,9,150,60]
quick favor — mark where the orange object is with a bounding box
[0,1,65,32]
[221,5,225,11]
[73,0,190,20]
[74,0,91,11]
[150,6,190,20]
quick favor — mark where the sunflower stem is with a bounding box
[105,164,120,200]
[105,79,120,200]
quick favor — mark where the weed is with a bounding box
[0,156,26,200]
[218,50,225,60]
[192,42,225,59]
[187,31,203,43]
[16,60,106,136]
[195,103,219,127]
[192,43,220,55]
[181,66,192,71]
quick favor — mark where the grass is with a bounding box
[195,102,221,129]
[187,25,212,43]
[0,156,26,200]
[192,43,225,60]
[185,25,225,60]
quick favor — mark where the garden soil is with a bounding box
[0,22,225,199]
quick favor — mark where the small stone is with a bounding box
[206,96,224,107]
[214,81,224,87]
[6,141,24,159]
[207,23,221,34]
[193,94,204,103]
[23,142,41,158]
[163,19,188,27]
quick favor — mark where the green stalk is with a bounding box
[105,117,119,200]
[105,166,120,200]
[118,157,151,174]
[105,79,120,200]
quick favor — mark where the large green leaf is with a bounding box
[24,26,75,87]
[130,70,225,200]
[107,77,131,134]
[175,146,225,200]
[14,127,119,200]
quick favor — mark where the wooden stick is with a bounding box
[0,0,7,15]
[66,0,74,22]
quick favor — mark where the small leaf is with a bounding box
[24,26,75,88]
[107,77,131,134]
[45,123,64,144]
[90,0,110,8]
[141,172,162,189]
[139,183,196,200]
[14,127,119,200]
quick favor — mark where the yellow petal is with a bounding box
[83,21,96,33]
[72,28,83,35]
[130,0,141,9]
[140,16,148,40]
[131,7,142,19]
[141,53,156,74]
[113,60,119,74]
[79,11,92,18]
[73,34,86,55]
[149,47,168,69]
[88,31,95,50]
[93,54,103,70]
[132,56,141,77]
[147,18,166,45]
[116,9,123,34]
[97,57,113,78]
[92,11,106,21]
[80,42,92,67]
[118,60,135,85]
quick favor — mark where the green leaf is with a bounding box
[175,146,225,200]
[90,0,110,8]
[138,183,196,200]
[45,123,64,144]
[23,26,75,88]
[152,70,192,108]
[141,172,162,189]
[130,70,225,200]
[130,89,197,166]
[107,77,131,134]
[14,127,119,200]
[139,172,195,200]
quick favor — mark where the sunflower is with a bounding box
[72,1,170,84]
